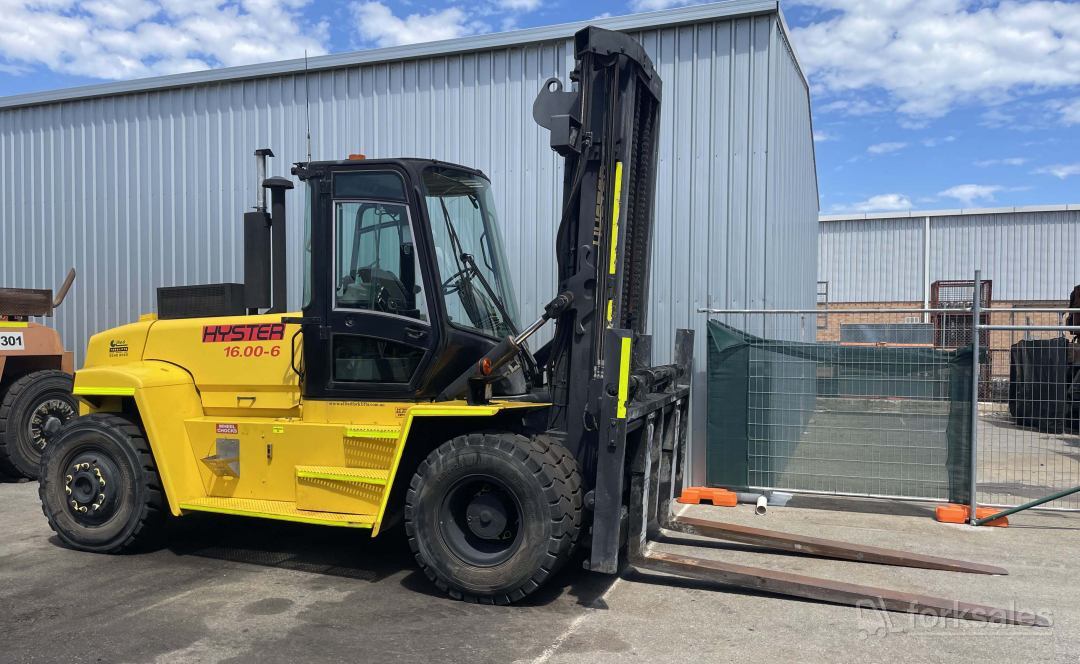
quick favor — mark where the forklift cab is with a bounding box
[293,159,523,401]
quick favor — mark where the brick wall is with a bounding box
[816,300,1069,378]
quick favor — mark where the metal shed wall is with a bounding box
[818,216,924,302]
[929,211,1080,300]
[0,3,818,483]
[819,209,1080,303]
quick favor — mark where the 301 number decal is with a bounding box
[0,332,25,351]
[223,345,282,359]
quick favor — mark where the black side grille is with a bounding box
[157,283,246,320]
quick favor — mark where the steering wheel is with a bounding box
[442,266,471,294]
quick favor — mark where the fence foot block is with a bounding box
[677,487,737,507]
[935,504,1009,527]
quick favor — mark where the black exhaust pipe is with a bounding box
[245,148,274,312]
[264,176,294,314]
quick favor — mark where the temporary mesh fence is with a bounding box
[706,319,972,502]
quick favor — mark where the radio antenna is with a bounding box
[304,49,312,162]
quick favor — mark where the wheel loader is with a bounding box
[0,268,77,478]
[40,27,1042,624]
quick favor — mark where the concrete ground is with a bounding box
[757,396,1080,510]
[2,479,1078,664]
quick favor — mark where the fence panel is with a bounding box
[704,302,1080,512]
[706,310,971,502]
[976,307,1080,511]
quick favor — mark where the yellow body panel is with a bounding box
[143,313,301,416]
[178,497,376,528]
[75,314,548,533]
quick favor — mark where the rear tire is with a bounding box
[406,433,582,604]
[0,370,77,479]
[39,413,165,553]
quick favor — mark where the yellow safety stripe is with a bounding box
[608,161,624,275]
[616,336,632,419]
[178,502,373,529]
[296,468,388,485]
[0,321,29,328]
[606,161,624,328]
[344,426,399,440]
[73,386,136,397]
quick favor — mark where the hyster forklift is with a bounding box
[41,27,1041,624]
[0,268,78,478]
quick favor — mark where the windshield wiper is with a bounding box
[458,253,518,336]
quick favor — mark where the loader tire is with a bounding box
[406,433,582,604]
[39,413,165,553]
[0,370,77,479]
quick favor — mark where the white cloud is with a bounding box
[497,0,542,10]
[867,141,907,155]
[835,193,913,213]
[813,130,833,142]
[629,0,698,10]
[1056,98,1080,126]
[791,0,1080,118]
[351,2,485,48]
[938,184,1002,205]
[974,157,1028,167]
[1035,163,1080,179]
[817,98,886,116]
[921,135,955,148]
[0,0,327,80]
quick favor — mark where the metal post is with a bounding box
[922,216,931,323]
[973,485,1080,526]
[968,270,981,525]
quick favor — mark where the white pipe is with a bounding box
[755,495,768,516]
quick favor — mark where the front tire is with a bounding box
[406,433,582,604]
[0,370,78,479]
[39,414,165,553]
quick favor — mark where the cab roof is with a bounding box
[291,157,489,182]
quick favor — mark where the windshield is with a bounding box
[423,167,519,338]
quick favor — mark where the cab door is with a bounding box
[301,167,440,400]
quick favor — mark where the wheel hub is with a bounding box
[440,477,522,567]
[465,491,509,539]
[29,398,76,451]
[63,453,119,523]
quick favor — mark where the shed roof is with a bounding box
[0,0,792,111]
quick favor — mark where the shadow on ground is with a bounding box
[155,512,615,607]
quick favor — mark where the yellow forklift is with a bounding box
[39,27,1041,623]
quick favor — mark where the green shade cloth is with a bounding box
[707,320,972,503]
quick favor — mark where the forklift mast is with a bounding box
[533,27,663,455]
[534,27,692,574]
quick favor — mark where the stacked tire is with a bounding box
[0,370,78,479]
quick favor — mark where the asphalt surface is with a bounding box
[2,478,1078,663]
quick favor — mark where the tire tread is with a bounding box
[405,432,582,605]
[38,413,166,553]
[0,370,75,478]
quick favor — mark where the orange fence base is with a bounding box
[677,487,738,507]
[935,503,1009,527]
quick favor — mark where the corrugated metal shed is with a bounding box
[0,0,818,483]
[819,206,1080,303]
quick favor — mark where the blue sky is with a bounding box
[1,0,1078,213]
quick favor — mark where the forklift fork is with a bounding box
[622,379,1048,627]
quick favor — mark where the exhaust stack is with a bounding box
[244,148,293,313]
[264,176,293,313]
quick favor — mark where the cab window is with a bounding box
[334,200,428,322]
